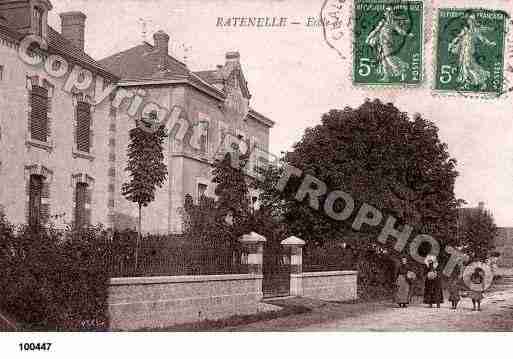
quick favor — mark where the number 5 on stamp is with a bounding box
[435,8,507,95]
[353,0,424,86]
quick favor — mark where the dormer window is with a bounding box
[33,6,44,37]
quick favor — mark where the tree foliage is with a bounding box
[121,125,168,235]
[257,99,462,257]
[211,151,252,235]
[458,208,497,261]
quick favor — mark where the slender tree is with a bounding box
[122,123,167,264]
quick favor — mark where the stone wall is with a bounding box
[301,271,358,302]
[108,274,264,330]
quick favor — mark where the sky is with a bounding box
[47,0,513,226]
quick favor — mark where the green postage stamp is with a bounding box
[353,0,424,86]
[435,8,508,95]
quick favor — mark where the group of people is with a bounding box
[395,256,486,311]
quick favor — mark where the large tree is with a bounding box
[212,149,252,237]
[257,99,462,259]
[122,124,167,249]
[458,208,497,261]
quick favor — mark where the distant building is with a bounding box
[494,228,513,267]
[457,202,513,267]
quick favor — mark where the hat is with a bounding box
[424,255,438,268]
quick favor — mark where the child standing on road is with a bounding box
[469,268,485,311]
[448,276,461,310]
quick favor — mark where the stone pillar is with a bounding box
[238,232,266,274]
[281,236,306,296]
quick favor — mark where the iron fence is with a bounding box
[102,237,245,277]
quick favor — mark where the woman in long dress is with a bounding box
[423,256,444,308]
[395,257,411,308]
[448,14,496,90]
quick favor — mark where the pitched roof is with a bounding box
[194,70,220,85]
[0,23,117,81]
[47,26,117,81]
[98,42,189,80]
[99,43,274,127]
[195,67,251,99]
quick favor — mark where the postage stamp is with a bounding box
[434,8,508,96]
[353,0,424,86]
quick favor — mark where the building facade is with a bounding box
[0,1,274,234]
[99,31,274,233]
[0,1,118,230]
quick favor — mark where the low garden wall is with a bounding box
[301,271,358,302]
[108,274,263,330]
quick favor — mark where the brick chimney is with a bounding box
[225,51,240,66]
[60,11,86,51]
[223,51,241,82]
[153,30,170,56]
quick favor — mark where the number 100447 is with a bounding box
[19,343,52,351]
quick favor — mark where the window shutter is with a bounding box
[41,203,50,224]
[75,182,88,228]
[85,209,92,227]
[76,102,91,153]
[30,86,48,142]
[41,181,50,199]
[28,175,43,226]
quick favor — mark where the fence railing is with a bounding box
[102,237,245,277]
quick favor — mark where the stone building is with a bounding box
[0,1,119,229]
[494,228,513,268]
[98,30,274,233]
[0,1,275,234]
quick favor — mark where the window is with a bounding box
[28,174,44,227]
[76,101,91,152]
[0,65,3,81]
[198,183,208,200]
[33,7,44,37]
[75,182,89,228]
[200,125,208,153]
[30,86,48,142]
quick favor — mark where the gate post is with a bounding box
[239,232,266,274]
[281,236,305,296]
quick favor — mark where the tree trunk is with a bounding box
[135,203,142,271]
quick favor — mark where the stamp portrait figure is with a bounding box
[365,7,415,82]
[448,14,496,90]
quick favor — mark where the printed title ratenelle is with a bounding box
[217,16,287,27]
[216,16,334,27]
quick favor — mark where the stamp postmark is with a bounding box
[353,0,424,86]
[434,8,508,96]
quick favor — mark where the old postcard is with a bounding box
[1,0,513,356]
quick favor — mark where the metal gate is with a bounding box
[262,241,291,298]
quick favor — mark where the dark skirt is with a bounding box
[423,278,444,304]
[395,274,410,304]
